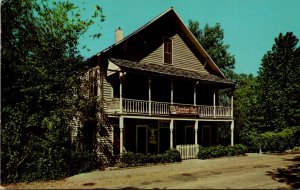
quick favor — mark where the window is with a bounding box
[164,37,172,64]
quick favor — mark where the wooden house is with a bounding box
[86,8,235,157]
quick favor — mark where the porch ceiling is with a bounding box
[109,58,236,88]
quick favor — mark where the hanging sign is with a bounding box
[170,105,198,115]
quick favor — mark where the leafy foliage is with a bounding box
[257,32,300,131]
[120,149,182,167]
[253,127,300,153]
[188,20,235,79]
[1,0,104,183]
[197,144,247,159]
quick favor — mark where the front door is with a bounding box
[136,125,148,153]
[185,125,194,144]
[158,121,170,153]
[202,126,211,147]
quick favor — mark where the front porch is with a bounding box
[111,117,234,155]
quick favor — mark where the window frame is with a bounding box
[163,36,173,65]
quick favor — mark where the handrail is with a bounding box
[115,98,232,118]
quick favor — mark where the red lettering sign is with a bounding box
[170,105,198,115]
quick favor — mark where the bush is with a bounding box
[120,149,182,167]
[197,144,247,159]
[164,149,182,162]
[256,127,300,153]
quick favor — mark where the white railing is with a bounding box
[152,101,169,115]
[115,99,232,118]
[216,106,232,117]
[198,105,214,117]
[176,144,199,159]
[122,99,149,114]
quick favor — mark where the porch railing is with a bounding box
[109,98,232,118]
[198,105,214,117]
[176,144,199,159]
[152,101,169,115]
[123,98,149,114]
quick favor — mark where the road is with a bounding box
[3,153,300,189]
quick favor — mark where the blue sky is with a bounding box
[77,0,300,75]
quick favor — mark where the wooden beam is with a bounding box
[213,89,216,118]
[230,121,234,146]
[119,72,123,113]
[149,77,152,115]
[119,116,124,154]
[170,119,174,148]
[194,120,198,145]
[171,80,174,104]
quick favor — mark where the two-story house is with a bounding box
[86,8,235,157]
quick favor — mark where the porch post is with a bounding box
[213,89,216,118]
[194,84,197,106]
[194,120,198,145]
[148,77,151,115]
[171,80,174,104]
[170,119,174,148]
[119,116,124,154]
[230,120,234,146]
[119,72,123,113]
[231,95,234,118]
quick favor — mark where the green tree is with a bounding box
[257,32,300,131]
[232,73,263,149]
[1,0,104,183]
[188,20,235,79]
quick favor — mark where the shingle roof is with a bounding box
[109,58,235,86]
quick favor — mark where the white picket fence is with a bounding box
[176,144,199,159]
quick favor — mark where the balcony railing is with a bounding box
[107,98,233,118]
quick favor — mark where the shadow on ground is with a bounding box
[266,156,300,188]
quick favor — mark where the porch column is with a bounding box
[230,120,234,146]
[194,120,198,145]
[170,119,174,148]
[119,116,124,154]
[148,77,151,115]
[231,95,234,118]
[194,84,197,106]
[213,89,216,118]
[171,80,174,104]
[119,72,123,113]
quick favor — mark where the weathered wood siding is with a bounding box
[140,42,163,64]
[140,33,210,75]
[172,34,209,75]
[103,78,112,100]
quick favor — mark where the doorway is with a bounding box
[185,125,194,144]
[202,125,211,147]
[158,121,170,153]
[136,125,148,153]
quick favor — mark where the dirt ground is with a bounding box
[3,153,300,189]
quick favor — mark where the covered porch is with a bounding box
[112,116,234,155]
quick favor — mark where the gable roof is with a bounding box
[94,7,226,79]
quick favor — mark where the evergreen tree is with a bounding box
[257,32,300,131]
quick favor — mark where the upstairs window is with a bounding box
[164,37,172,64]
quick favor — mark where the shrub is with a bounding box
[256,127,300,153]
[164,148,182,162]
[120,149,182,167]
[197,144,247,159]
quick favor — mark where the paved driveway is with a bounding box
[3,153,300,189]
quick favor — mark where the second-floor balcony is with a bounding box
[106,98,233,119]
